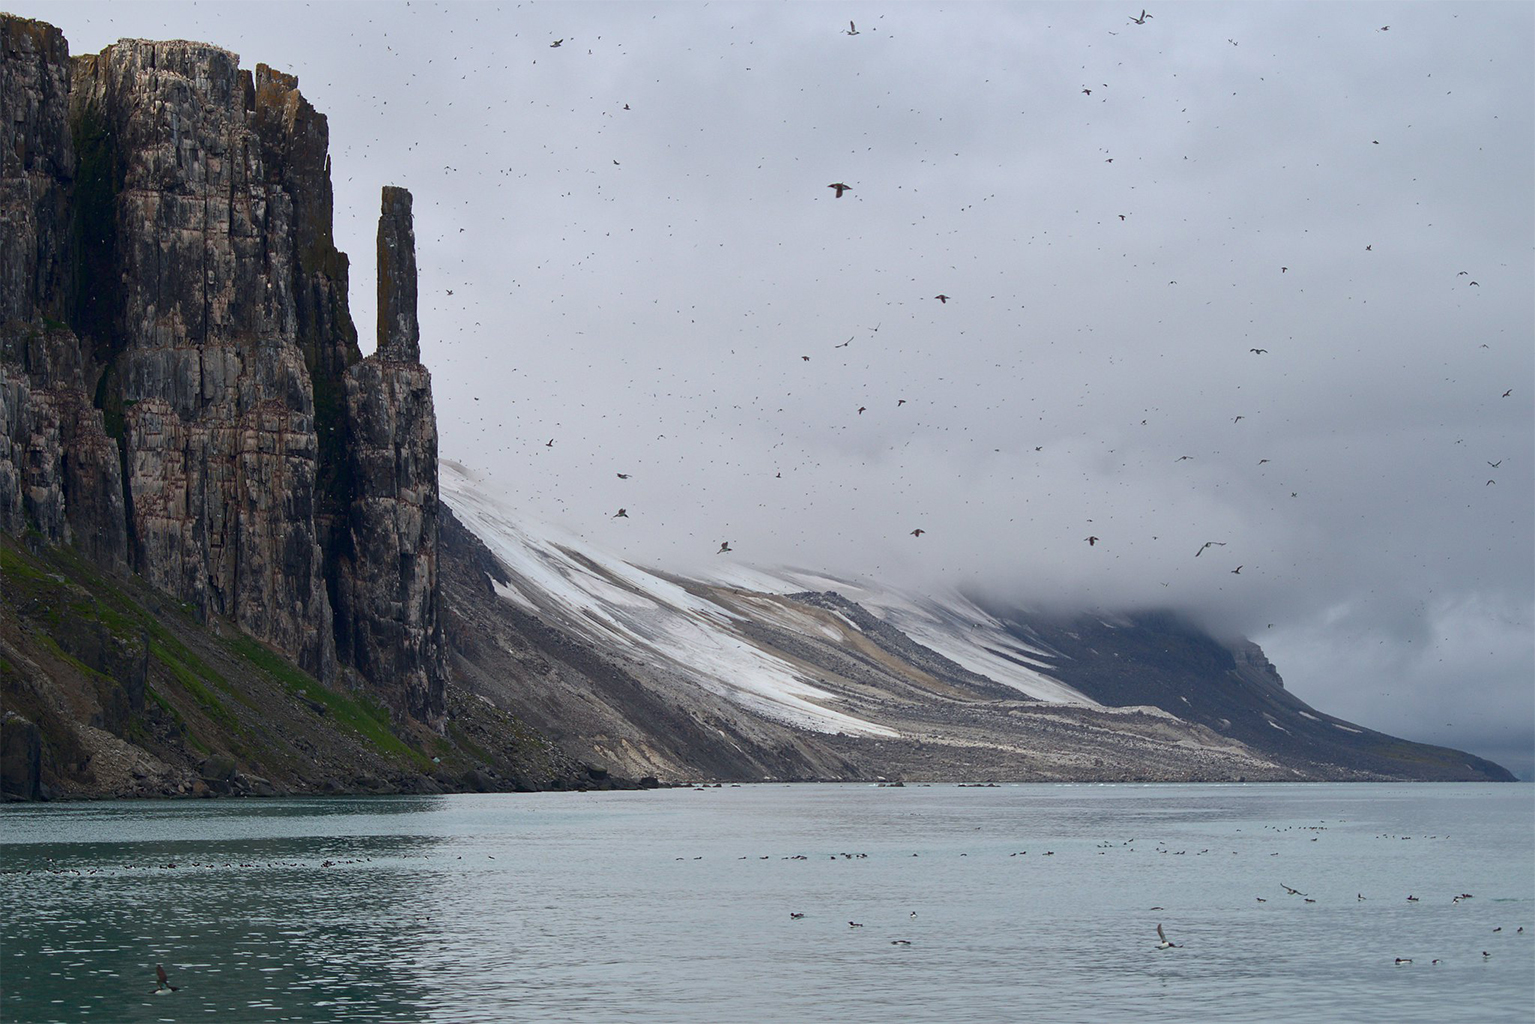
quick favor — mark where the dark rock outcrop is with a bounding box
[0,17,446,752]
[335,188,446,728]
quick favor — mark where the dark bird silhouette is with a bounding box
[717,541,732,554]
[857,406,866,415]
[1486,480,1496,486]
[849,921,864,928]
[1379,24,1389,31]
[1469,280,1480,286]
[1282,885,1306,896]
[1250,348,1268,354]
[1083,88,1092,96]
[1231,566,1243,574]
[154,964,179,993]
[617,473,631,479]
[613,508,628,518]
[934,294,950,303]
[801,355,810,361]
[550,39,563,47]
[1176,455,1194,462]
[1195,541,1226,558]
[1233,415,1245,423]
[1366,244,1372,251]
[836,337,852,348]
[1085,536,1099,546]
[1118,214,1126,220]
[1155,924,1179,949]
[1458,270,1468,275]
[828,182,852,198]
[1488,461,1502,468]
[623,103,630,110]
[845,20,859,35]
[1281,267,1288,273]
[1502,389,1512,397]
[911,528,925,537]
[545,439,554,447]
[1131,9,1152,24]
[897,399,906,406]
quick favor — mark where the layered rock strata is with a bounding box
[0,18,445,730]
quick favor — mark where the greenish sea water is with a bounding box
[2,783,1531,1023]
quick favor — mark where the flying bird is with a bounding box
[1488,460,1501,468]
[1175,455,1193,462]
[801,355,810,361]
[1250,348,1268,354]
[1083,88,1092,96]
[911,529,925,537]
[1195,541,1226,558]
[550,39,563,47]
[934,294,950,303]
[1501,389,1511,397]
[1282,885,1307,896]
[1155,924,1179,949]
[836,337,852,348]
[1231,566,1243,574]
[154,964,179,994]
[897,399,906,406]
[845,20,859,35]
[1233,415,1245,423]
[717,541,732,554]
[617,473,631,479]
[1084,536,1100,546]
[613,509,628,518]
[1131,9,1153,24]
[858,406,866,415]
[1280,267,1288,273]
[545,439,554,447]
[828,182,852,198]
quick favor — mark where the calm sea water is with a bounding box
[1,783,1530,1023]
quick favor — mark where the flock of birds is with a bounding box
[379,5,1520,616]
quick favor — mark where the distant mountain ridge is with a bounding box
[439,463,1513,783]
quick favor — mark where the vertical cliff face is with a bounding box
[336,188,447,727]
[0,17,445,730]
[0,17,128,568]
[67,38,339,680]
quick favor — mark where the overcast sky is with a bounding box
[19,1,1534,777]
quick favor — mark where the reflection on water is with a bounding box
[2,785,1532,1023]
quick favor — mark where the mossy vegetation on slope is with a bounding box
[2,534,594,799]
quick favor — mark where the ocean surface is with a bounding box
[1,783,1531,1023]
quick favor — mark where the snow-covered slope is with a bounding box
[443,462,1100,735]
[439,462,1512,784]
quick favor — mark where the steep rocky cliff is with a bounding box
[1,16,446,773]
